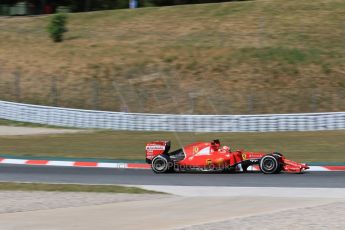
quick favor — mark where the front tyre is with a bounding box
[260,155,282,174]
[151,155,173,174]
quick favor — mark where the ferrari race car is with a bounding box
[145,140,309,174]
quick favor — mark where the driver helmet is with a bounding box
[221,145,230,152]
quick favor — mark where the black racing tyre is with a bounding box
[260,155,282,174]
[151,155,173,174]
[273,152,283,157]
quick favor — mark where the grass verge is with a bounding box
[0,130,344,162]
[0,182,159,194]
[1,0,345,114]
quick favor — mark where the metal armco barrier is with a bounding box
[0,100,345,132]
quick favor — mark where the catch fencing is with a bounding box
[0,100,345,132]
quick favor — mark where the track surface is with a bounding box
[0,164,344,188]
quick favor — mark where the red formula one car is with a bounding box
[145,139,309,174]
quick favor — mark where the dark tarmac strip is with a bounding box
[0,164,344,188]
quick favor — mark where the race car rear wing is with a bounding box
[145,140,171,163]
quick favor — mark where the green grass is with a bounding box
[0,130,344,162]
[0,182,159,193]
[0,0,345,114]
[238,47,325,65]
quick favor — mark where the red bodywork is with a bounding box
[146,140,309,173]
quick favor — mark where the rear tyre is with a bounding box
[151,155,173,174]
[260,155,282,174]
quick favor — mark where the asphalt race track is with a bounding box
[0,164,344,188]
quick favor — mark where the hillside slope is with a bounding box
[0,0,344,114]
